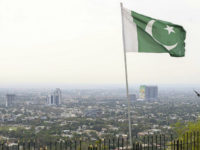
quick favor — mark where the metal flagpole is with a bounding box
[120,2,133,147]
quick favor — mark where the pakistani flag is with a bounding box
[121,6,186,57]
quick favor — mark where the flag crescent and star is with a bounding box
[145,20,178,51]
[122,6,186,57]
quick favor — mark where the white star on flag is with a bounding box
[164,25,175,34]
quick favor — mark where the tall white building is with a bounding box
[46,88,62,106]
[46,94,54,105]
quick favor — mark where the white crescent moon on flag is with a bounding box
[145,20,178,51]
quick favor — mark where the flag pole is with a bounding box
[120,2,133,147]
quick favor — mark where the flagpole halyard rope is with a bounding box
[120,2,133,147]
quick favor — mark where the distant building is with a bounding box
[46,88,62,106]
[139,85,158,101]
[129,94,136,101]
[54,88,62,105]
[47,94,54,105]
[6,94,16,107]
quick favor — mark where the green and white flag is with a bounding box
[121,6,186,57]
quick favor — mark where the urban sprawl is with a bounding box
[0,86,199,144]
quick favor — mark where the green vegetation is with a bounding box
[173,119,200,137]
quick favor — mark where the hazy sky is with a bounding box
[0,0,200,87]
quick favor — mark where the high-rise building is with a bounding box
[54,88,62,105]
[46,94,54,105]
[139,85,158,101]
[46,88,62,106]
[6,94,16,107]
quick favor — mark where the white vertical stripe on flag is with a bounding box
[122,8,138,52]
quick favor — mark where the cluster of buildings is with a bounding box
[130,85,158,101]
[4,86,156,108]
[5,88,62,107]
[46,88,62,106]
